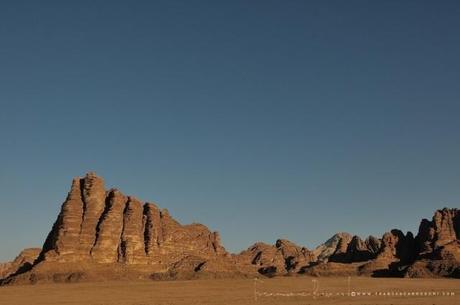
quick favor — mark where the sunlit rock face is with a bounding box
[39,172,228,266]
[2,173,459,284]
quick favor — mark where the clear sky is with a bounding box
[1,1,460,262]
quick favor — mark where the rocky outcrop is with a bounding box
[276,239,315,272]
[300,209,459,278]
[0,262,12,279]
[404,208,460,278]
[405,240,460,278]
[90,189,127,263]
[38,173,227,267]
[329,235,380,263]
[312,232,352,262]
[416,208,460,255]
[365,235,381,254]
[433,208,458,247]
[236,239,315,276]
[375,230,415,263]
[3,173,233,285]
[0,248,41,279]
[1,172,458,284]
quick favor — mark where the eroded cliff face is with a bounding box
[315,209,460,278]
[236,239,315,276]
[1,173,459,284]
[405,208,460,278]
[38,173,226,266]
[311,232,352,262]
[0,248,41,280]
[416,208,460,252]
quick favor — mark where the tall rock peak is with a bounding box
[37,172,228,267]
[2,174,458,284]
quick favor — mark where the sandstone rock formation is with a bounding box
[0,248,41,279]
[329,235,380,263]
[416,208,460,254]
[2,173,236,285]
[304,209,459,278]
[38,173,226,266]
[404,208,460,278]
[236,239,315,276]
[1,172,458,284]
[312,232,352,262]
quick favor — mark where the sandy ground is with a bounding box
[0,277,459,305]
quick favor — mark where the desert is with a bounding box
[1,277,459,305]
[2,1,460,305]
[1,173,459,285]
[0,173,459,305]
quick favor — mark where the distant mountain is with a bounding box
[1,172,459,284]
[0,248,40,279]
[312,232,352,262]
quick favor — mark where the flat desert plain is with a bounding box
[0,277,459,305]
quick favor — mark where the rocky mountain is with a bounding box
[308,209,460,278]
[38,173,227,265]
[311,232,352,262]
[328,234,381,263]
[236,239,315,276]
[0,248,40,279]
[1,172,459,284]
[1,173,255,284]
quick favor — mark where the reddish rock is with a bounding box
[9,172,231,284]
[365,235,381,254]
[0,248,41,280]
[2,173,459,284]
[79,173,107,256]
[236,239,314,275]
[40,178,85,262]
[329,235,378,263]
[91,189,127,263]
[433,208,458,247]
[118,197,147,264]
[416,208,460,253]
[237,242,286,275]
[312,232,352,262]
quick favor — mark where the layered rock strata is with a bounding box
[39,173,225,266]
[0,248,41,279]
[1,172,459,284]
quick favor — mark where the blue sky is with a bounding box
[1,1,460,261]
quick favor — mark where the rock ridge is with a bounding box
[1,173,459,284]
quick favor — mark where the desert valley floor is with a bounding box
[0,277,459,305]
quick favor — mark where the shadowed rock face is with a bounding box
[2,173,459,284]
[402,208,460,278]
[38,173,227,267]
[415,208,460,256]
[417,218,436,255]
[329,235,380,263]
[433,208,459,247]
[0,248,41,280]
[455,212,460,239]
[365,236,381,254]
[236,239,315,276]
[376,230,415,262]
[312,232,352,262]
[307,209,459,278]
[90,189,127,263]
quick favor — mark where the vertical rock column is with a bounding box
[143,203,163,256]
[40,178,85,261]
[433,208,458,247]
[118,197,147,264]
[91,189,127,263]
[78,172,107,256]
